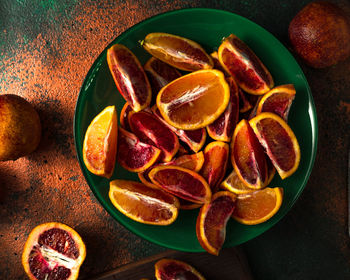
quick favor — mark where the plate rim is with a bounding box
[73,7,318,252]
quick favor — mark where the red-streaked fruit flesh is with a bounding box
[22,222,86,280]
[119,102,133,131]
[218,34,274,95]
[149,165,211,204]
[109,180,179,225]
[231,119,268,189]
[155,258,205,280]
[249,112,300,179]
[117,127,161,172]
[107,44,151,112]
[207,77,239,142]
[200,141,229,193]
[142,32,213,72]
[196,191,237,255]
[129,111,179,162]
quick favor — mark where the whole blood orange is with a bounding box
[155,258,205,280]
[196,191,237,255]
[149,165,212,204]
[109,180,179,225]
[157,70,230,130]
[249,112,300,179]
[142,32,213,71]
[82,106,118,178]
[22,222,86,280]
[232,187,283,225]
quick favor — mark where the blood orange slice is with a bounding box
[155,258,205,280]
[109,180,179,225]
[249,112,300,179]
[171,152,205,172]
[220,170,255,195]
[117,127,161,172]
[119,102,133,131]
[149,165,211,204]
[232,187,283,225]
[196,191,237,255]
[82,106,118,178]
[157,70,230,130]
[107,44,151,112]
[256,84,296,121]
[22,222,86,280]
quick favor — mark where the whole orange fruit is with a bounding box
[289,1,350,68]
[0,94,41,161]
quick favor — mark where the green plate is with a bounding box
[74,8,317,252]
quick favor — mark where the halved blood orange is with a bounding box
[200,141,229,192]
[249,112,300,179]
[109,180,179,225]
[117,127,161,172]
[119,102,133,131]
[155,258,205,280]
[129,110,179,162]
[207,77,239,142]
[218,34,274,95]
[157,70,230,130]
[196,191,237,255]
[149,165,211,204]
[220,170,255,195]
[171,152,205,172]
[256,84,296,121]
[232,187,283,225]
[144,57,181,96]
[231,119,268,189]
[107,44,151,112]
[142,32,213,71]
[22,222,86,280]
[151,105,207,152]
[82,106,118,178]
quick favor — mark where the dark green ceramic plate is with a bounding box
[74,8,317,252]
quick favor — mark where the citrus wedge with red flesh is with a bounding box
[109,180,179,225]
[256,84,296,121]
[155,259,205,280]
[157,70,230,130]
[220,170,255,195]
[218,34,274,95]
[107,44,151,112]
[171,151,204,172]
[83,106,118,178]
[196,191,237,255]
[142,32,213,71]
[207,77,239,142]
[232,187,283,225]
[119,102,133,131]
[22,222,86,280]
[149,165,211,204]
[129,111,179,162]
[249,112,300,179]
[117,127,161,172]
[152,105,206,152]
[200,141,229,193]
[231,119,268,189]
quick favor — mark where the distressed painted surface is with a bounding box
[0,0,349,279]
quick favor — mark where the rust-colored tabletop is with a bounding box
[1,0,350,279]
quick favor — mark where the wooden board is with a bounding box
[88,247,253,280]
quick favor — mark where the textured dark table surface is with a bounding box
[1,0,349,279]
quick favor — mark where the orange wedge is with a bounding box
[232,187,283,225]
[83,106,118,178]
[155,259,205,280]
[256,84,296,121]
[157,70,230,130]
[249,112,300,179]
[221,170,255,195]
[171,152,205,172]
[109,180,179,225]
[196,191,237,255]
[22,222,86,280]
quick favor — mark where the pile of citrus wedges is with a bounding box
[83,32,300,255]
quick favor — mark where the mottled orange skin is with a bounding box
[289,1,350,68]
[0,94,41,161]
